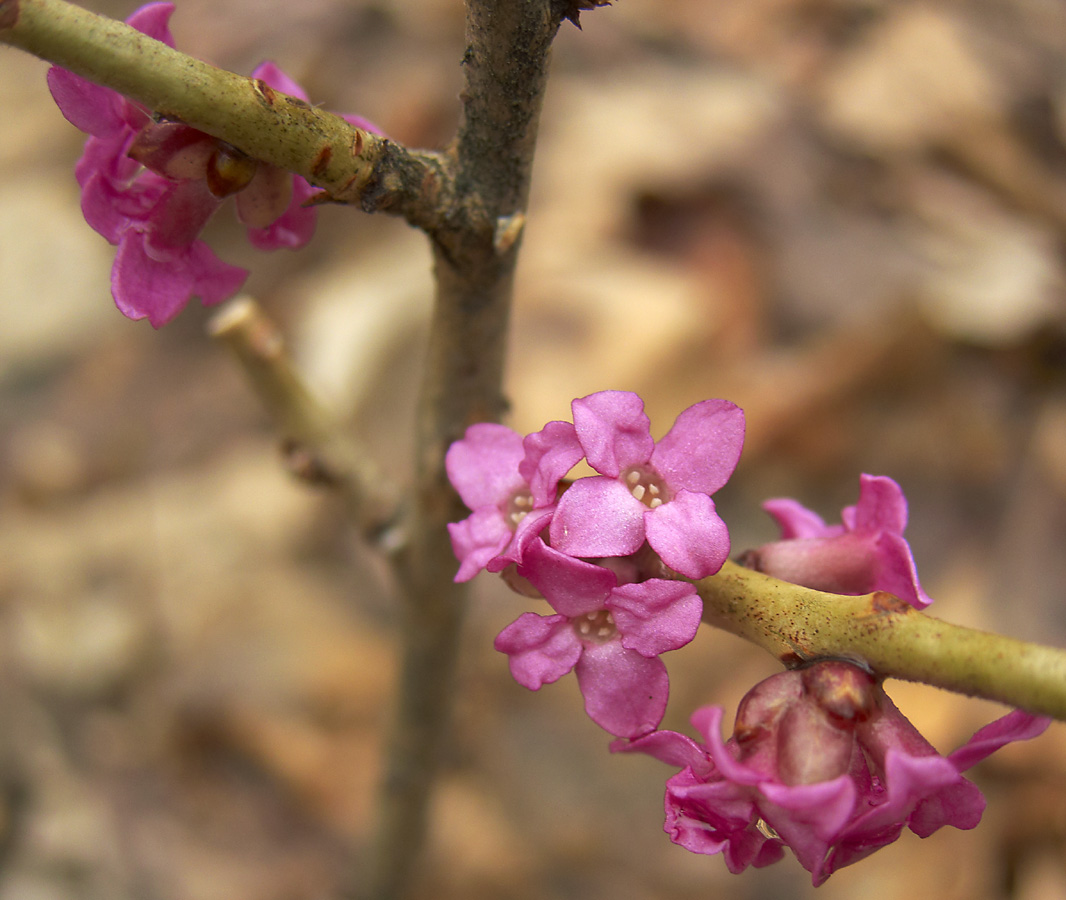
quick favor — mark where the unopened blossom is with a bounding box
[446,420,583,582]
[616,661,1049,884]
[495,537,702,738]
[548,391,745,579]
[47,2,379,327]
[745,474,933,609]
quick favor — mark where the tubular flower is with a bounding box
[549,391,745,579]
[446,421,583,582]
[46,2,380,327]
[495,537,702,738]
[745,474,933,609]
[615,661,1050,884]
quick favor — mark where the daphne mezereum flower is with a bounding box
[445,420,583,582]
[615,661,1049,884]
[495,537,702,738]
[548,391,745,580]
[46,2,380,327]
[746,474,933,609]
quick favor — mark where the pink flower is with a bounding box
[446,421,583,581]
[747,474,933,609]
[46,3,380,327]
[615,661,1049,884]
[548,391,744,579]
[495,538,702,738]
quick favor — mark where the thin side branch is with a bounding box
[699,561,1066,720]
[209,298,401,545]
[0,0,448,227]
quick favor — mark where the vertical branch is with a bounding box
[362,2,564,898]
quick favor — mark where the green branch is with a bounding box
[698,561,1066,721]
[0,0,447,227]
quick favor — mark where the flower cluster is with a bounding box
[614,661,1049,884]
[47,2,378,327]
[446,390,745,737]
[448,394,1051,882]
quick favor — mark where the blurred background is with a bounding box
[3,0,1066,897]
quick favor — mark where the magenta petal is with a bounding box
[47,68,124,136]
[236,165,294,229]
[143,180,221,255]
[575,641,668,738]
[762,498,834,540]
[518,539,615,617]
[859,750,969,838]
[186,241,249,307]
[609,580,702,657]
[611,729,713,777]
[445,423,525,511]
[250,60,310,102]
[667,773,778,872]
[488,507,554,572]
[494,613,581,689]
[907,775,985,838]
[651,399,745,495]
[519,420,583,507]
[845,474,909,534]
[126,2,177,46]
[947,710,1051,772]
[873,532,933,609]
[447,510,511,582]
[80,171,144,243]
[549,476,646,559]
[245,176,317,249]
[112,232,246,327]
[645,490,730,579]
[571,390,654,476]
[759,776,857,876]
[112,230,191,325]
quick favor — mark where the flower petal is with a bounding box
[762,498,835,540]
[518,538,615,617]
[844,474,908,535]
[519,420,583,507]
[445,423,525,511]
[575,641,669,737]
[112,231,246,327]
[609,580,702,656]
[644,490,730,579]
[759,775,857,877]
[494,612,581,689]
[447,509,511,582]
[46,68,125,136]
[571,390,654,476]
[873,532,933,609]
[126,2,177,46]
[651,399,745,495]
[244,175,316,249]
[947,709,1051,772]
[611,729,713,777]
[549,475,646,559]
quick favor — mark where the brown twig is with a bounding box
[361,1,570,896]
